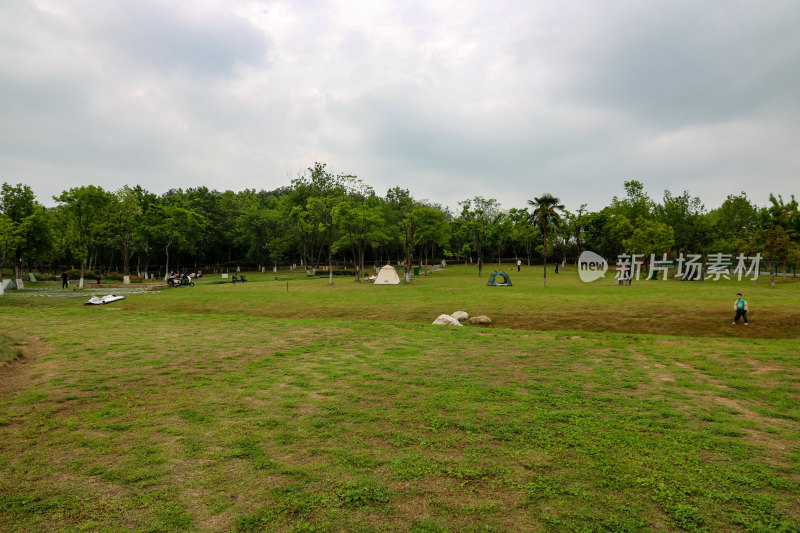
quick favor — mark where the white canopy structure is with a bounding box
[374,265,400,285]
[85,294,125,305]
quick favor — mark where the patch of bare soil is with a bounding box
[631,349,799,466]
[488,309,800,339]
[0,334,52,398]
[742,358,788,375]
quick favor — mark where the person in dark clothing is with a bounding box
[61,271,69,289]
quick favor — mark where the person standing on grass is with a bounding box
[61,271,69,289]
[733,293,749,325]
[517,258,521,272]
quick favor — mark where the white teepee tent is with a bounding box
[374,265,400,285]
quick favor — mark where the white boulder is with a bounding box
[452,311,469,321]
[432,314,463,326]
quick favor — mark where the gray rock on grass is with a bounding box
[469,315,492,325]
[452,311,469,321]
[432,314,463,326]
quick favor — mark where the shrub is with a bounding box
[66,269,97,280]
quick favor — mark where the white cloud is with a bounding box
[1,0,798,211]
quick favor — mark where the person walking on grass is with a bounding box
[733,293,749,325]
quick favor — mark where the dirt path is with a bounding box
[0,334,51,398]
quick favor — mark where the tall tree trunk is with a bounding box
[13,253,23,290]
[313,243,324,275]
[403,241,413,284]
[328,237,333,285]
[543,227,548,287]
[361,244,366,281]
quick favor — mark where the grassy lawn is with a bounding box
[0,333,24,365]
[1,265,799,531]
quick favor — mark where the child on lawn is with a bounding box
[733,293,749,326]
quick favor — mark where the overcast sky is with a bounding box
[2,0,799,212]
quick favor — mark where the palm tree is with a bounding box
[528,193,564,287]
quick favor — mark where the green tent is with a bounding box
[487,271,513,286]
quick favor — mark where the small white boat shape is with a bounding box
[85,294,126,305]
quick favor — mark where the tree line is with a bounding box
[1,164,799,287]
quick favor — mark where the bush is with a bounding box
[104,271,123,281]
[66,269,97,280]
[58,270,142,283]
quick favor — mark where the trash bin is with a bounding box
[413,267,420,276]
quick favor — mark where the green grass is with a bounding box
[1,265,799,531]
[0,333,23,365]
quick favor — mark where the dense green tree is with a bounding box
[414,205,450,269]
[491,211,513,266]
[553,211,573,266]
[505,208,532,265]
[150,203,206,276]
[655,190,710,254]
[293,163,351,284]
[568,203,589,262]
[0,215,15,289]
[707,193,759,253]
[623,218,675,257]
[333,183,382,281]
[610,180,654,222]
[4,172,797,288]
[746,194,800,284]
[763,194,800,237]
[386,187,419,283]
[1,183,53,285]
[581,211,618,259]
[129,186,159,277]
[54,186,112,288]
[458,196,501,277]
[109,186,144,281]
[236,194,286,269]
[742,224,800,288]
[443,216,473,265]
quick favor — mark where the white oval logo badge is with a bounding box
[578,251,608,283]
